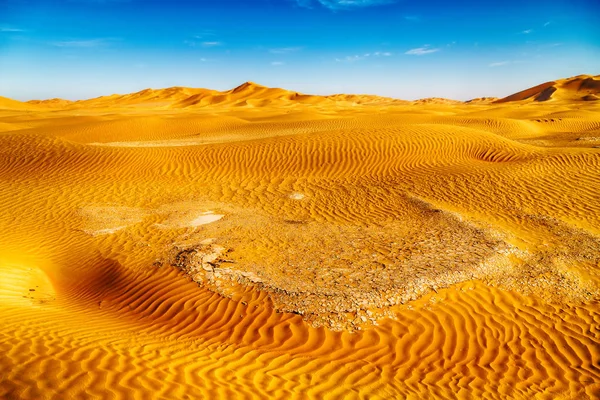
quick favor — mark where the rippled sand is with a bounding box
[1,77,600,399]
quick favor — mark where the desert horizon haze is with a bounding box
[2,73,600,107]
[1,0,600,399]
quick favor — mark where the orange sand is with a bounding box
[1,75,599,399]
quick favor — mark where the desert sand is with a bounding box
[1,75,599,399]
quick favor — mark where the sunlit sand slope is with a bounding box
[495,75,600,103]
[0,96,40,111]
[1,77,599,399]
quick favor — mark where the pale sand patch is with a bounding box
[290,192,305,200]
[78,206,149,236]
[88,140,211,147]
[190,212,224,226]
[86,226,128,236]
[88,134,248,147]
[155,210,224,229]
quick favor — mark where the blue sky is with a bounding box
[0,0,598,100]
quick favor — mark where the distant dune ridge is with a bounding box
[0,74,593,111]
[17,81,407,110]
[1,73,600,399]
[26,98,74,107]
[0,95,43,110]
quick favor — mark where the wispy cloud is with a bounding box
[271,61,285,66]
[193,30,216,39]
[0,27,25,32]
[201,41,222,47]
[185,32,222,48]
[336,55,364,62]
[489,61,511,67]
[520,29,533,34]
[403,15,420,22]
[296,0,397,10]
[405,45,440,56]
[335,51,392,62]
[269,47,302,54]
[50,39,109,48]
[543,21,552,27]
[538,42,562,50]
[489,60,529,67]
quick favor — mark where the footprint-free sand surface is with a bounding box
[1,75,599,399]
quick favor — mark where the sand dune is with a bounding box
[1,76,599,399]
[26,98,74,108]
[0,96,39,111]
[495,74,600,103]
[22,82,430,112]
[412,97,463,105]
[21,75,600,113]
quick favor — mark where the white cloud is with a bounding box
[335,51,392,62]
[539,42,562,49]
[544,21,551,27]
[269,47,302,54]
[271,61,285,66]
[296,0,397,10]
[489,60,529,67]
[405,45,440,56]
[336,55,364,62]
[193,30,216,39]
[185,34,221,48]
[521,29,533,34]
[51,39,108,48]
[0,27,25,32]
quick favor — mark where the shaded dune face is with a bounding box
[1,78,600,398]
[494,81,558,103]
[2,256,599,399]
[495,75,600,103]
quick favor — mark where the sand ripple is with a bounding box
[1,95,599,398]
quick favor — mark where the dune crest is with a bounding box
[17,74,600,111]
[0,96,40,110]
[495,74,600,103]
